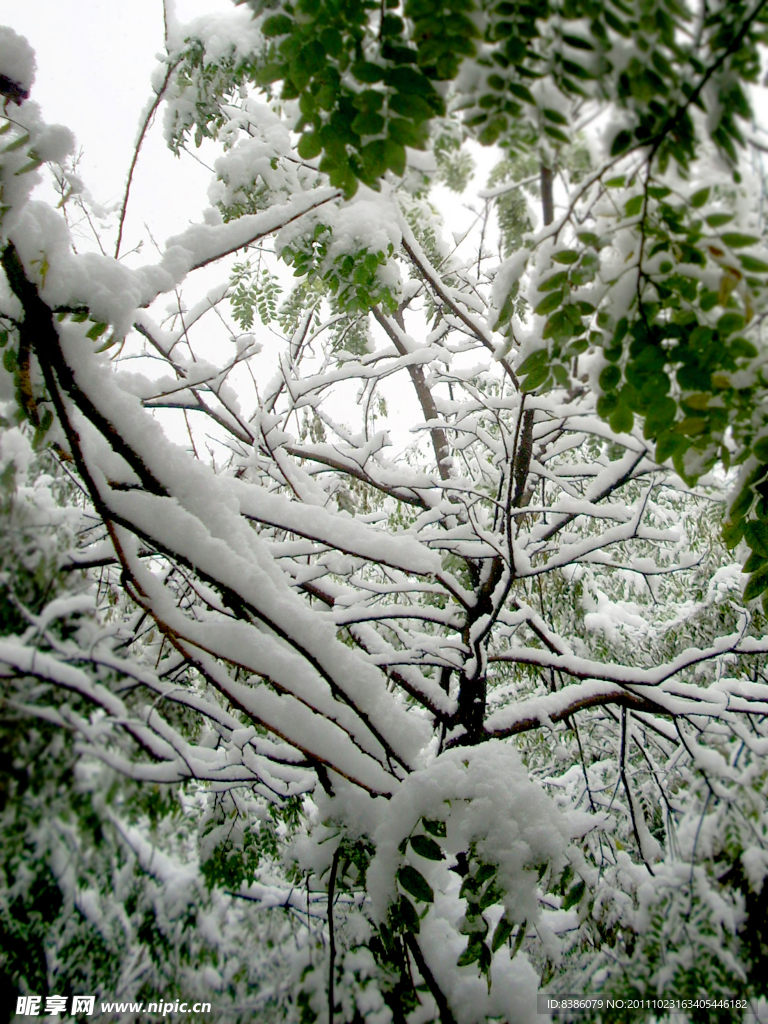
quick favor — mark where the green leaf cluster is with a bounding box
[281,222,398,314]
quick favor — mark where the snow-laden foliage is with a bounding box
[3,2,768,1020]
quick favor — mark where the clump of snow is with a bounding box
[209,102,293,204]
[0,426,34,475]
[32,123,75,163]
[329,192,402,261]
[367,741,569,924]
[11,202,147,336]
[358,742,569,1023]
[0,26,36,96]
[741,846,768,895]
[582,584,649,642]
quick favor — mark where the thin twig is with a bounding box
[114,58,181,259]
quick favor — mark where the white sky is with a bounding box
[7,1,234,249]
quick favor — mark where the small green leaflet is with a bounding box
[491,914,514,952]
[516,349,548,376]
[562,879,586,910]
[397,865,434,903]
[599,365,620,390]
[86,322,109,340]
[535,291,563,316]
[743,520,768,558]
[720,232,759,249]
[298,131,322,159]
[705,212,733,228]
[625,195,644,217]
[610,130,632,156]
[262,14,293,36]
[421,818,447,838]
[409,834,444,861]
[738,254,768,273]
[744,564,768,602]
[456,937,485,966]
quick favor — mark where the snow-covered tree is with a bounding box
[3,3,768,1020]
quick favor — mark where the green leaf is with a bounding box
[690,187,710,208]
[521,364,549,392]
[398,865,434,903]
[475,863,495,886]
[705,213,733,228]
[14,158,43,176]
[352,62,385,83]
[86,322,109,340]
[95,333,119,353]
[543,108,569,125]
[478,882,502,911]
[262,14,293,36]
[720,232,759,249]
[738,254,768,273]
[643,397,676,438]
[385,139,406,176]
[516,349,548,376]
[388,93,434,122]
[744,520,768,558]
[552,250,579,265]
[544,125,570,144]
[421,818,447,838]
[491,914,514,952]
[389,116,427,149]
[351,111,385,137]
[610,403,633,434]
[535,290,563,316]
[722,517,745,549]
[409,834,445,861]
[743,551,768,573]
[297,131,322,159]
[599,365,621,390]
[562,879,585,910]
[2,131,30,152]
[610,130,632,156]
[385,66,432,94]
[507,82,534,104]
[510,920,527,960]
[597,393,618,417]
[456,938,484,967]
[625,195,644,217]
[562,34,594,50]
[717,313,745,336]
[744,565,768,602]
[730,338,758,359]
[353,89,385,113]
[538,270,569,292]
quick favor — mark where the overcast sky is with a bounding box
[6,1,234,250]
